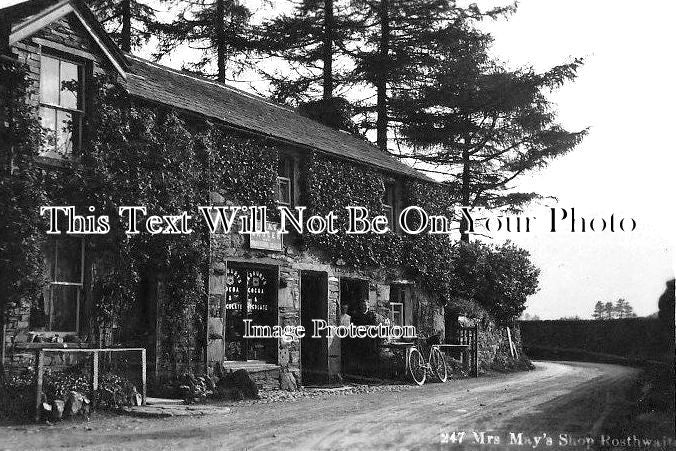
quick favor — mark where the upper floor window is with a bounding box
[276,156,294,206]
[383,182,396,229]
[39,54,84,158]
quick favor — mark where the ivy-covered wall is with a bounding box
[304,152,405,268]
[1,57,48,375]
[3,16,538,387]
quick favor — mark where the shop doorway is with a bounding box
[339,278,369,376]
[340,278,369,318]
[223,263,278,362]
[300,271,328,384]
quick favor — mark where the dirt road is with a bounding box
[0,362,652,450]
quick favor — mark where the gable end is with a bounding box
[8,0,127,78]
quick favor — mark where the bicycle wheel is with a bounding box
[408,348,427,386]
[431,347,448,383]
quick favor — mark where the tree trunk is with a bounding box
[460,144,471,242]
[322,0,334,101]
[376,0,389,152]
[0,19,12,57]
[120,0,132,52]
[0,307,6,388]
[215,0,226,83]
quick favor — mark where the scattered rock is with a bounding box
[216,369,259,400]
[51,400,65,420]
[65,391,84,417]
[178,373,213,403]
[279,370,297,391]
[233,369,260,399]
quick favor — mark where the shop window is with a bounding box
[276,156,294,206]
[34,238,84,332]
[39,53,84,158]
[224,265,277,362]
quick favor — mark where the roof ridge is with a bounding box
[125,53,297,115]
[124,55,435,182]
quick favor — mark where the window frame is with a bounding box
[41,238,85,334]
[276,155,294,207]
[383,181,396,231]
[38,50,86,159]
[390,302,404,327]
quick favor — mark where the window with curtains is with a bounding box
[39,53,84,158]
[37,238,84,332]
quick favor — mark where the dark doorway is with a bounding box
[339,278,369,376]
[301,271,328,385]
[340,278,369,317]
[444,307,459,344]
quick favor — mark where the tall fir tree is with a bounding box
[86,0,158,52]
[393,24,586,239]
[592,301,604,320]
[349,0,513,151]
[152,0,252,82]
[254,0,360,132]
[255,0,509,142]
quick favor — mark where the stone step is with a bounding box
[145,397,184,406]
[221,360,280,373]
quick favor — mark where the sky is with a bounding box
[144,0,676,319]
[475,0,676,318]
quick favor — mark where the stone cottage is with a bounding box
[1,0,526,391]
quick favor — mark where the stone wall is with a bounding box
[3,16,111,372]
[326,276,341,380]
[2,38,40,365]
[477,322,531,374]
[205,197,446,385]
[278,264,301,370]
[152,270,212,393]
[1,12,451,388]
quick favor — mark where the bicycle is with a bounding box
[406,339,448,385]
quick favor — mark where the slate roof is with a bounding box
[124,55,432,181]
